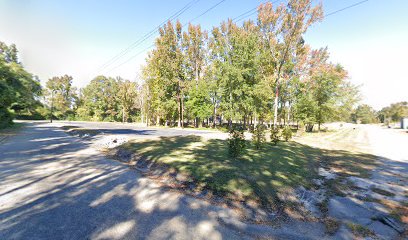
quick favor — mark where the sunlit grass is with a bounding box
[120,136,321,206]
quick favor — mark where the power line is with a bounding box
[232,0,281,23]
[233,0,370,24]
[187,0,226,24]
[325,0,369,17]
[105,44,155,74]
[106,0,227,74]
[106,0,369,74]
[98,0,200,73]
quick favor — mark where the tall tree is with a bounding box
[45,75,76,120]
[183,23,208,127]
[257,0,323,128]
[352,104,377,124]
[378,101,408,123]
[78,75,119,121]
[0,41,42,126]
[117,78,138,123]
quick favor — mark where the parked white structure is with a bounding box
[401,117,408,129]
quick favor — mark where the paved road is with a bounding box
[50,120,225,139]
[2,122,406,239]
[0,122,244,240]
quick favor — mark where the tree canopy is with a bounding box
[0,41,42,127]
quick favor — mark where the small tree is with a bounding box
[252,124,266,149]
[281,126,293,141]
[270,127,280,145]
[228,126,246,158]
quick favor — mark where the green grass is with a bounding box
[346,222,374,237]
[323,217,341,235]
[118,130,381,211]
[120,136,322,209]
[320,149,378,178]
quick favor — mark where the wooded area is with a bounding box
[1,0,407,130]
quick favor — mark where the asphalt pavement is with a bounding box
[0,122,244,240]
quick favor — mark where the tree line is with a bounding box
[141,0,358,131]
[0,41,43,128]
[2,0,406,130]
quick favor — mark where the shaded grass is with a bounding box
[320,149,378,178]
[121,136,320,209]
[379,199,408,224]
[119,135,381,212]
[346,222,374,237]
[323,217,341,235]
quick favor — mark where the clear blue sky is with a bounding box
[0,0,407,109]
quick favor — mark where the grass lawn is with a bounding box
[120,136,323,209]
[118,128,381,212]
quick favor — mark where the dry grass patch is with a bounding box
[346,222,374,237]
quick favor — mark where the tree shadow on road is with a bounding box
[0,124,243,239]
[0,124,406,239]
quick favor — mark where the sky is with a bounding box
[0,0,407,110]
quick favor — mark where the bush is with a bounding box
[252,124,266,149]
[281,126,293,141]
[228,126,246,158]
[0,107,14,129]
[270,126,280,145]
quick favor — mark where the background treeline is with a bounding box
[141,0,357,131]
[1,0,407,130]
[0,42,44,128]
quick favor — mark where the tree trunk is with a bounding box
[177,95,181,128]
[181,94,184,128]
[273,84,279,128]
[212,104,217,128]
[306,124,314,132]
[287,102,291,126]
[122,108,125,123]
[156,115,160,126]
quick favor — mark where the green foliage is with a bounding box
[0,0,361,128]
[0,41,43,126]
[270,127,280,145]
[352,104,377,124]
[185,80,212,126]
[137,1,358,130]
[294,51,351,131]
[44,75,77,120]
[281,126,293,141]
[378,101,408,123]
[252,124,266,149]
[228,126,246,158]
[0,107,14,129]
